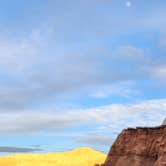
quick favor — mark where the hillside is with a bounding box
[0,147,106,166]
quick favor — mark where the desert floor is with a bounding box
[0,147,106,166]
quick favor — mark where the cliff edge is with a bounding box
[102,125,166,166]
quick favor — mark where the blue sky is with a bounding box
[0,0,166,155]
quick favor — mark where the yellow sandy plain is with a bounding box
[0,147,106,166]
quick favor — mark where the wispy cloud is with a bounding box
[0,98,165,135]
[0,34,165,111]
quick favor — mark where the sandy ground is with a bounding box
[0,147,106,166]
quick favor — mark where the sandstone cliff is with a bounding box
[102,125,166,166]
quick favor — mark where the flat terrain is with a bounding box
[0,147,106,166]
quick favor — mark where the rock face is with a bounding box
[103,125,166,166]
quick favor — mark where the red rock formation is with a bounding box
[103,125,166,166]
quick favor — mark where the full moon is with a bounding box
[126,1,131,7]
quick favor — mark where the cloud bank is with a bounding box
[0,98,165,135]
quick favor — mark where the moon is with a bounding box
[126,1,131,7]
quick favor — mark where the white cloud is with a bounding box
[0,41,151,110]
[0,98,165,135]
[0,33,164,112]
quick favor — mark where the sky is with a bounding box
[0,0,166,155]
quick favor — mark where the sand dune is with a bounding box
[0,147,106,166]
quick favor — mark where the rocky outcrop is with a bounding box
[102,125,166,166]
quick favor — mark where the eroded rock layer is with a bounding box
[103,125,166,166]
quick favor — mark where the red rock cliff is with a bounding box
[103,125,166,166]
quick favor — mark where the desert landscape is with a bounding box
[1,121,166,166]
[0,148,106,166]
[0,1,165,166]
